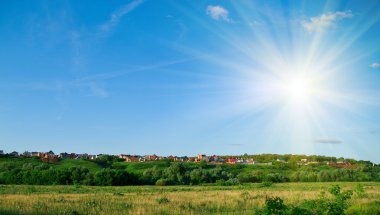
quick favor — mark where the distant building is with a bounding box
[9,151,19,156]
[145,154,158,161]
[124,155,142,162]
[31,152,42,157]
[327,161,353,168]
[226,157,237,164]
[0,150,4,155]
[196,154,206,162]
[59,152,71,159]
[88,155,97,160]
[40,153,59,163]
[22,151,31,157]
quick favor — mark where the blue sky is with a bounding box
[1,0,380,162]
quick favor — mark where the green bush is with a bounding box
[156,197,170,204]
[155,178,174,186]
[263,196,287,215]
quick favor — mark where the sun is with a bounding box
[285,78,311,101]
[275,76,318,106]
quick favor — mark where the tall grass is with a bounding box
[0,182,379,214]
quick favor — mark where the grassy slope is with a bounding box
[53,159,102,172]
[0,157,103,172]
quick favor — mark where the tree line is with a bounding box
[1,161,379,186]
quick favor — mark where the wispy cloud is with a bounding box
[206,5,231,22]
[370,62,380,69]
[230,143,244,146]
[100,0,144,32]
[313,138,343,144]
[302,11,352,32]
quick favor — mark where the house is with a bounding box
[40,153,59,163]
[70,153,78,159]
[119,154,129,159]
[197,154,206,161]
[226,157,237,164]
[168,155,177,161]
[208,155,225,164]
[88,155,97,160]
[236,158,245,164]
[124,155,140,162]
[177,156,188,162]
[0,150,3,155]
[22,151,31,157]
[276,158,286,163]
[187,157,196,162]
[76,153,89,159]
[327,161,353,168]
[145,154,158,161]
[9,151,19,156]
[31,152,42,157]
[59,152,71,159]
[245,158,255,164]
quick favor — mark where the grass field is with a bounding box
[0,182,379,214]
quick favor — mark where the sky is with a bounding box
[1,0,380,162]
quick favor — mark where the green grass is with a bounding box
[0,182,379,214]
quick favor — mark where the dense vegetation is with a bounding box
[1,154,379,186]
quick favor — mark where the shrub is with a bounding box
[264,196,287,215]
[224,178,240,186]
[260,181,273,188]
[155,178,174,186]
[355,183,366,198]
[156,197,170,204]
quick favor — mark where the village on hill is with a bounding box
[0,149,358,168]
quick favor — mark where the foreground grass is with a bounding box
[0,182,379,214]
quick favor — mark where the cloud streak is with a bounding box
[206,5,231,22]
[100,0,144,32]
[370,62,380,69]
[302,11,352,32]
[313,138,343,144]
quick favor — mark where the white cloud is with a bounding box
[302,11,352,32]
[100,0,144,32]
[370,63,380,69]
[206,5,230,22]
[313,138,342,144]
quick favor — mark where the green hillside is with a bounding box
[0,154,379,186]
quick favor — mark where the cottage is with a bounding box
[59,152,71,159]
[197,154,206,161]
[226,157,237,164]
[327,161,353,168]
[168,155,177,161]
[40,153,59,163]
[124,155,140,162]
[145,154,158,161]
[31,152,42,157]
[88,155,97,160]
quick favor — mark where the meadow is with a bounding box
[0,182,379,215]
